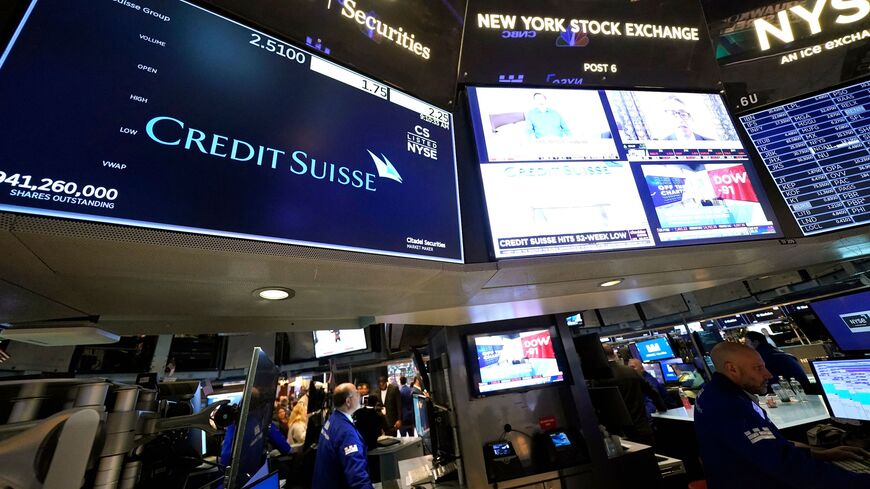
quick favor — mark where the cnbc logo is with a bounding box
[144,115,405,192]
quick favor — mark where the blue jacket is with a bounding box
[695,373,870,489]
[400,385,414,425]
[642,371,675,414]
[754,344,811,391]
[312,411,374,489]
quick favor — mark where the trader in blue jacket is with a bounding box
[695,342,870,489]
[313,383,374,489]
[743,331,810,391]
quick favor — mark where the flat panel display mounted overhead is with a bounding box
[0,0,462,263]
[202,0,465,107]
[739,80,870,236]
[461,0,721,89]
[467,86,780,259]
[703,0,870,113]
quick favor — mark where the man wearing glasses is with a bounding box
[662,96,712,141]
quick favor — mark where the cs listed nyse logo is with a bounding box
[407,125,438,160]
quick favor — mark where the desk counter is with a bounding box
[652,395,830,429]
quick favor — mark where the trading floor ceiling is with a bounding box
[1,212,868,335]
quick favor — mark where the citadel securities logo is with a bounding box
[144,115,405,192]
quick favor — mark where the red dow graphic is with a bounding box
[522,331,555,359]
[707,164,758,202]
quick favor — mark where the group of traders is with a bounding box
[310,333,868,489]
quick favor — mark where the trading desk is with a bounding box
[653,395,830,429]
[651,395,830,480]
[368,437,424,489]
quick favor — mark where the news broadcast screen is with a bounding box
[471,329,565,395]
[467,86,780,258]
[635,337,675,362]
[313,329,368,358]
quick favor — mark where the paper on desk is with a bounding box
[399,454,434,489]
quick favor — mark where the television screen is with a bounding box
[635,337,675,362]
[0,0,462,263]
[809,289,870,352]
[739,80,870,236]
[313,329,368,358]
[467,86,779,259]
[660,358,684,382]
[469,328,565,396]
[565,312,584,327]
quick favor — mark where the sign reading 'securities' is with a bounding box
[0,0,463,262]
[202,0,464,107]
[461,0,720,89]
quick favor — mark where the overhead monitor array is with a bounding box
[467,87,780,258]
[0,0,867,266]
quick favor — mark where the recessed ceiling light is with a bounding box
[254,287,295,301]
[599,279,623,287]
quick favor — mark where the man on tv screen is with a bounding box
[662,96,712,141]
[526,92,571,140]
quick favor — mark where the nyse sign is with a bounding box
[755,0,870,50]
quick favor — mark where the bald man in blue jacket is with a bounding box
[312,383,374,489]
[695,342,870,489]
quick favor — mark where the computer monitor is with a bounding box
[809,289,870,353]
[225,348,280,489]
[642,362,665,384]
[660,358,684,382]
[693,330,723,356]
[243,470,280,489]
[810,358,870,422]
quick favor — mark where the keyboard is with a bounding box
[833,459,870,474]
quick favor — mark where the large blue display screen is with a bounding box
[810,289,870,352]
[0,0,462,262]
[635,337,675,362]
